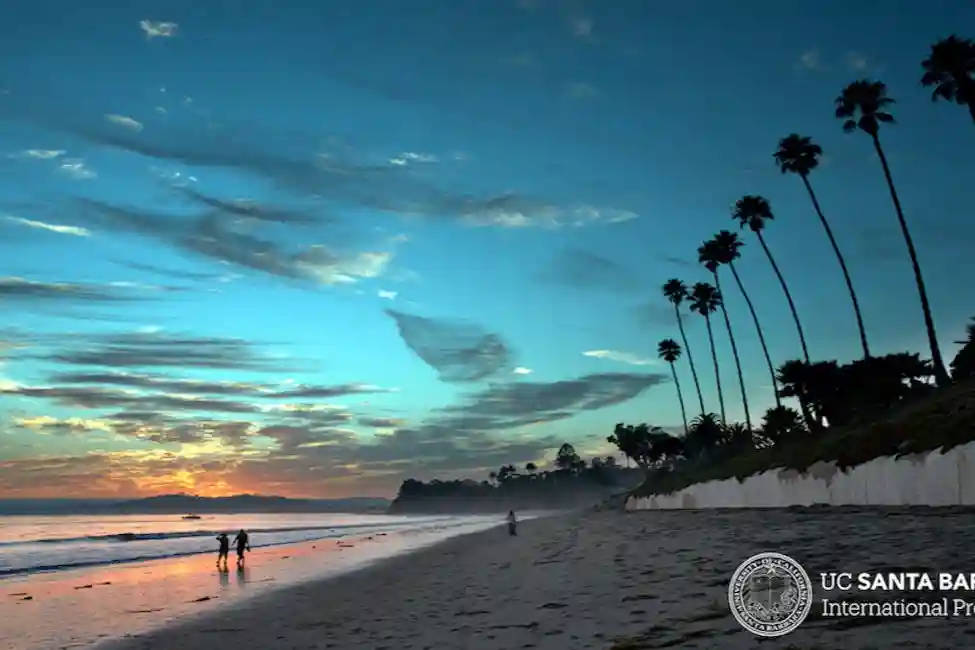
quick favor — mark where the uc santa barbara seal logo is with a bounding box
[728,552,812,637]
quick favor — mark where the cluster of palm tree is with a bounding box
[655,35,973,441]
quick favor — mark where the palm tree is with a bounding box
[662,279,706,415]
[774,134,870,359]
[698,240,751,432]
[689,282,725,425]
[776,359,818,430]
[709,230,781,407]
[657,338,689,436]
[733,195,810,363]
[836,80,951,386]
[921,35,975,123]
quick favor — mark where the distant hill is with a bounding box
[0,494,390,515]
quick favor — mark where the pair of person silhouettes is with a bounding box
[217,529,250,569]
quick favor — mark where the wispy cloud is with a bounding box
[538,248,639,292]
[513,367,533,375]
[80,200,393,286]
[583,349,656,366]
[18,149,65,160]
[377,289,398,300]
[48,332,288,371]
[4,216,90,237]
[569,15,593,39]
[796,49,822,71]
[388,151,438,166]
[59,158,96,180]
[105,114,144,132]
[846,51,869,72]
[176,187,322,225]
[139,20,178,38]
[0,277,139,302]
[386,310,511,382]
[459,197,636,229]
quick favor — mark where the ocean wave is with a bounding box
[0,517,446,548]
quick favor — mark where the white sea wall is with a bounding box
[625,441,975,510]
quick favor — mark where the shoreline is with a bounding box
[0,514,516,650]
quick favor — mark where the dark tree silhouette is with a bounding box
[776,359,819,430]
[836,80,951,386]
[689,282,725,425]
[525,462,537,474]
[657,338,688,435]
[555,443,583,472]
[607,423,683,470]
[683,413,724,459]
[709,230,781,407]
[733,195,810,363]
[950,317,975,380]
[774,134,870,359]
[662,279,706,416]
[698,240,751,432]
[921,35,975,123]
[759,405,807,445]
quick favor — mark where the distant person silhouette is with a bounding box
[216,533,230,568]
[507,510,517,536]
[233,529,250,566]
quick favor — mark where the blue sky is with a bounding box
[1,1,973,498]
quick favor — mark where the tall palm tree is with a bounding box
[921,35,975,124]
[657,338,688,435]
[662,279,706,416]
[836,80,951,386]
[709,230,781,407]
[733,195,810,364]
[698,240,751,432]
[689,282,725,425]
[774,134,871,359]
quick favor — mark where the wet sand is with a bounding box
[100,507,975,649]
[0,516,509,650]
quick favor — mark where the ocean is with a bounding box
[0,512,489,577]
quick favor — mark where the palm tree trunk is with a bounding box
[712,271,751,431]
[756,231,810,364]
[870,134,951,386]
[727,262,780,407]
[674,304,706,416]
[703,314,726,425]
[669,361,688,435]
[801,173,871,359]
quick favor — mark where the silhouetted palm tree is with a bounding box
[658,338,689,436]
[733,195,810,363]
[698,240,751,432]
[689,282,725,425]
[774,134,870,359]
[921,35,975,123]
[836,80,951,386]
[710,230,781,407]
[662,279,706,416]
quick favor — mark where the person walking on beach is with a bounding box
[233,529,250,567]
[507,510,517,536]
[216,532,230,569]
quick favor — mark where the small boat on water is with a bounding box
[182,514,202,520]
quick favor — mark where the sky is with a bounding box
[1,0,973,499]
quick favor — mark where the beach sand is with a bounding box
[100,507,975,649]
